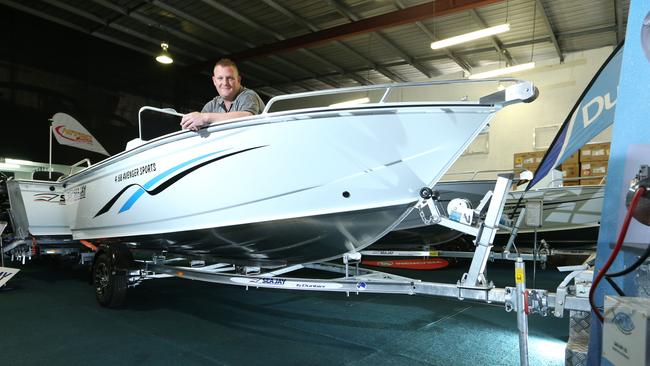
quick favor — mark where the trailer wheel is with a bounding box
[93,252,127,308]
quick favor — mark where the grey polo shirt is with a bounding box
[201,87,265,115]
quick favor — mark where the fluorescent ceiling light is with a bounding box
[329,97,370,107]
[5,158,38,165]
[431,24,510,49]
[156,42,173,64]
[468,62,536,79]
[0,163,21,169]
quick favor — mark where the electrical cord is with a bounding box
[604,276,626,296]
[605,242,650,278]
[589,186,646,323]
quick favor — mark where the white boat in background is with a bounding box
[1,170,83,260]
[5,178,69,238]
[499,184,604,247]
[4,79,537,268]
[375,178,604,249]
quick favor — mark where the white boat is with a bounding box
[6,80,537,268]
[377,179,604,249]
[5,178,69,238]
[499,184,604,247]
[1,171,85,260]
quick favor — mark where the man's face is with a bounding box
[212,65,241,101]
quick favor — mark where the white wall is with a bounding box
[448,46,614,179]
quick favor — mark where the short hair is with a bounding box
[214,58,239,76]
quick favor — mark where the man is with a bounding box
[181,58,264,131]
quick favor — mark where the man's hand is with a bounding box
[180,112,207,131]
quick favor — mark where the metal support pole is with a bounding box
[0,221,6,267]
[532,227,537,289]
[515,258,529,366]
[48,122,53,179]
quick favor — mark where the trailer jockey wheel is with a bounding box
[93,252,127,308]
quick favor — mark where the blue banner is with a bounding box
[528,43,624,189]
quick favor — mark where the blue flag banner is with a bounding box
[528,43,624,189]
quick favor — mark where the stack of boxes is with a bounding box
[513,150,545,175]
[512,142,609,186]
[579,142,610,185]
[559,151,580,186]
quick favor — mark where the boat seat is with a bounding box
[32,171,65,181]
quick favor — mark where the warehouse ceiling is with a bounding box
[0,0,629,97]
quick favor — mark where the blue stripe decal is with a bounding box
[118,149,229,213]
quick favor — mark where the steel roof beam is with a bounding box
[91,0,300,89]
[0,0,195,65]
[326,0,433,78]
[253,26,616,91]
[200,0,340,88]
[469,8,514,65]
[220,0,503,61]
[196,0,353,90]
[394,0,472,74]
[614,0,625,44]
[535,0,563,62]
[261,0,375,84]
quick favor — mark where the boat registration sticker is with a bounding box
[515,268,525,284]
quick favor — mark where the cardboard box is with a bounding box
[561,163,580,178]
[513,152,526,169]
[514,151,545,170]
[581,161,608,177]
[561,163,581,186]
[603,296,650,366]
[580,142,610,162]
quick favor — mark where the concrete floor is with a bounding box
[0,258,569,366]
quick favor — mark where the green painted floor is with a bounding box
[1,259,569,365]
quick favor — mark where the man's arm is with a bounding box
[180,111,253,131]
[181,91,263,131]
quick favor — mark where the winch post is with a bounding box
[461,174,513,287]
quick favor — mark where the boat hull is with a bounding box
[61,105,498,265]
[101,204,412,267]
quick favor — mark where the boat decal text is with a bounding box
[114,163,157,183]
[258,278,287,285]
[66,185,87,202]
[94,146,267,217]
[230,277,343,290]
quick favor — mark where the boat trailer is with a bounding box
[88,173,592,366]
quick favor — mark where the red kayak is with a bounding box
[362,258,449,270]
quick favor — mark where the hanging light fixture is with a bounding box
[468,62,536,79]
[469,1,539,79]
[156,42,173,64]
[430,24,510,49]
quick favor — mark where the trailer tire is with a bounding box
[93,252,127,308]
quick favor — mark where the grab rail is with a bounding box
[263,78,537,113]
[442,168,515,181]
[67,158,91,176]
